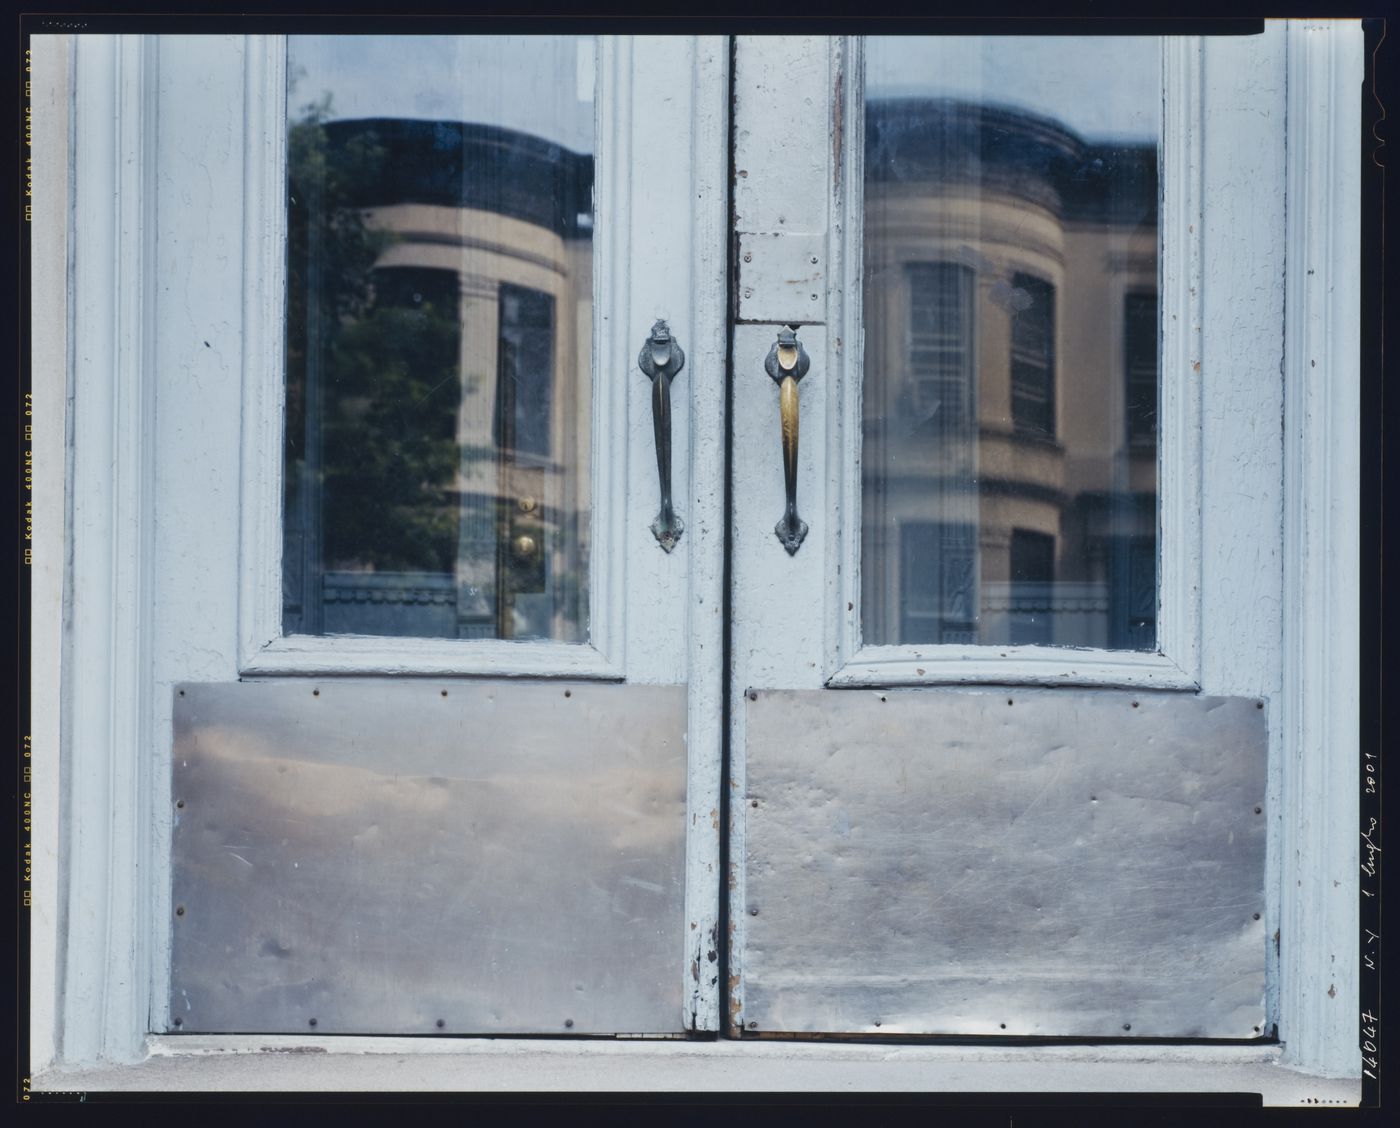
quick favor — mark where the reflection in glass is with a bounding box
[282,36,594,641]
[862,37,1160,650]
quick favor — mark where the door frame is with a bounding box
[28,21,1363,1086]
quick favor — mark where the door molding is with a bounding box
[27,30,69,1075]
[1278,19,1363,1078]
[58,30,161,1066]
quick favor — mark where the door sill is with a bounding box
[27,1037,1363,1104]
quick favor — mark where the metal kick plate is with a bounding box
[741,688,1268,1038]
[170,680,686,1035]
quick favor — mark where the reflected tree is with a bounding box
[285,95,462,579]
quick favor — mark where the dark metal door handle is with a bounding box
[638,320,685,553]
[766,327,811,555]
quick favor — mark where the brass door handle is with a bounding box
[766,327,810,555]
[638,320,685,553]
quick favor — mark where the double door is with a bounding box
[157,31,1283,1040]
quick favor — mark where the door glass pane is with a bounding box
[282,36,595,641]
[861,37,1160,650]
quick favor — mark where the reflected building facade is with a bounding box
[281,96,1159,652]
[862,98,1159,650]
[282,117,593,641]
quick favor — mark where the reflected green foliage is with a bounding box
[285,96,462,574]
[323,297,462,571]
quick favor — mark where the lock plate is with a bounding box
[736,231,826,324]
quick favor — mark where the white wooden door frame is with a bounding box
[29,21,1362,1087]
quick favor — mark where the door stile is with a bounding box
[680,35,733,1033]
[726,35,848,1037]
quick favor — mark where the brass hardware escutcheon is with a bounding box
[512,534,538,559]
[638,320,686,553]
[765,327,811,555]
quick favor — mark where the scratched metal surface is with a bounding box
[169,680,687,1035]
[740,688,1268,1038]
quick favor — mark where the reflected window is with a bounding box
[1009,528,1055,645]
[495,285,555,460]
[1124,291,1158,444]
[861,36,1160,651]
[907,263,975,434]
[282,36,594,642]
[1010,274,1055,438]
[900,523,978,645]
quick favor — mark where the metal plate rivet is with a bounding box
[749,907,759,916]
[1254,806,1262,814]
[1253,913,1261,920]
[1131,701,1139,708]
[564,1018,574,1028]
[312,689,319,697]
[1123,1023,1131,1031]
[564,689,572,698]
[440,690,448,698]
[308,1018,317,1027]
[175,905,185,917]
[436,1019,445,1029]
[748,690,758,701]
[173,1017,183,1027]
[176,800,185,809]
[748,1021,758,1029]
[751,799,759,808]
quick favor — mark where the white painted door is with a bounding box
[722,30,1323,1041]
[58,32,729,1049]
[43,24,1359,1069]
